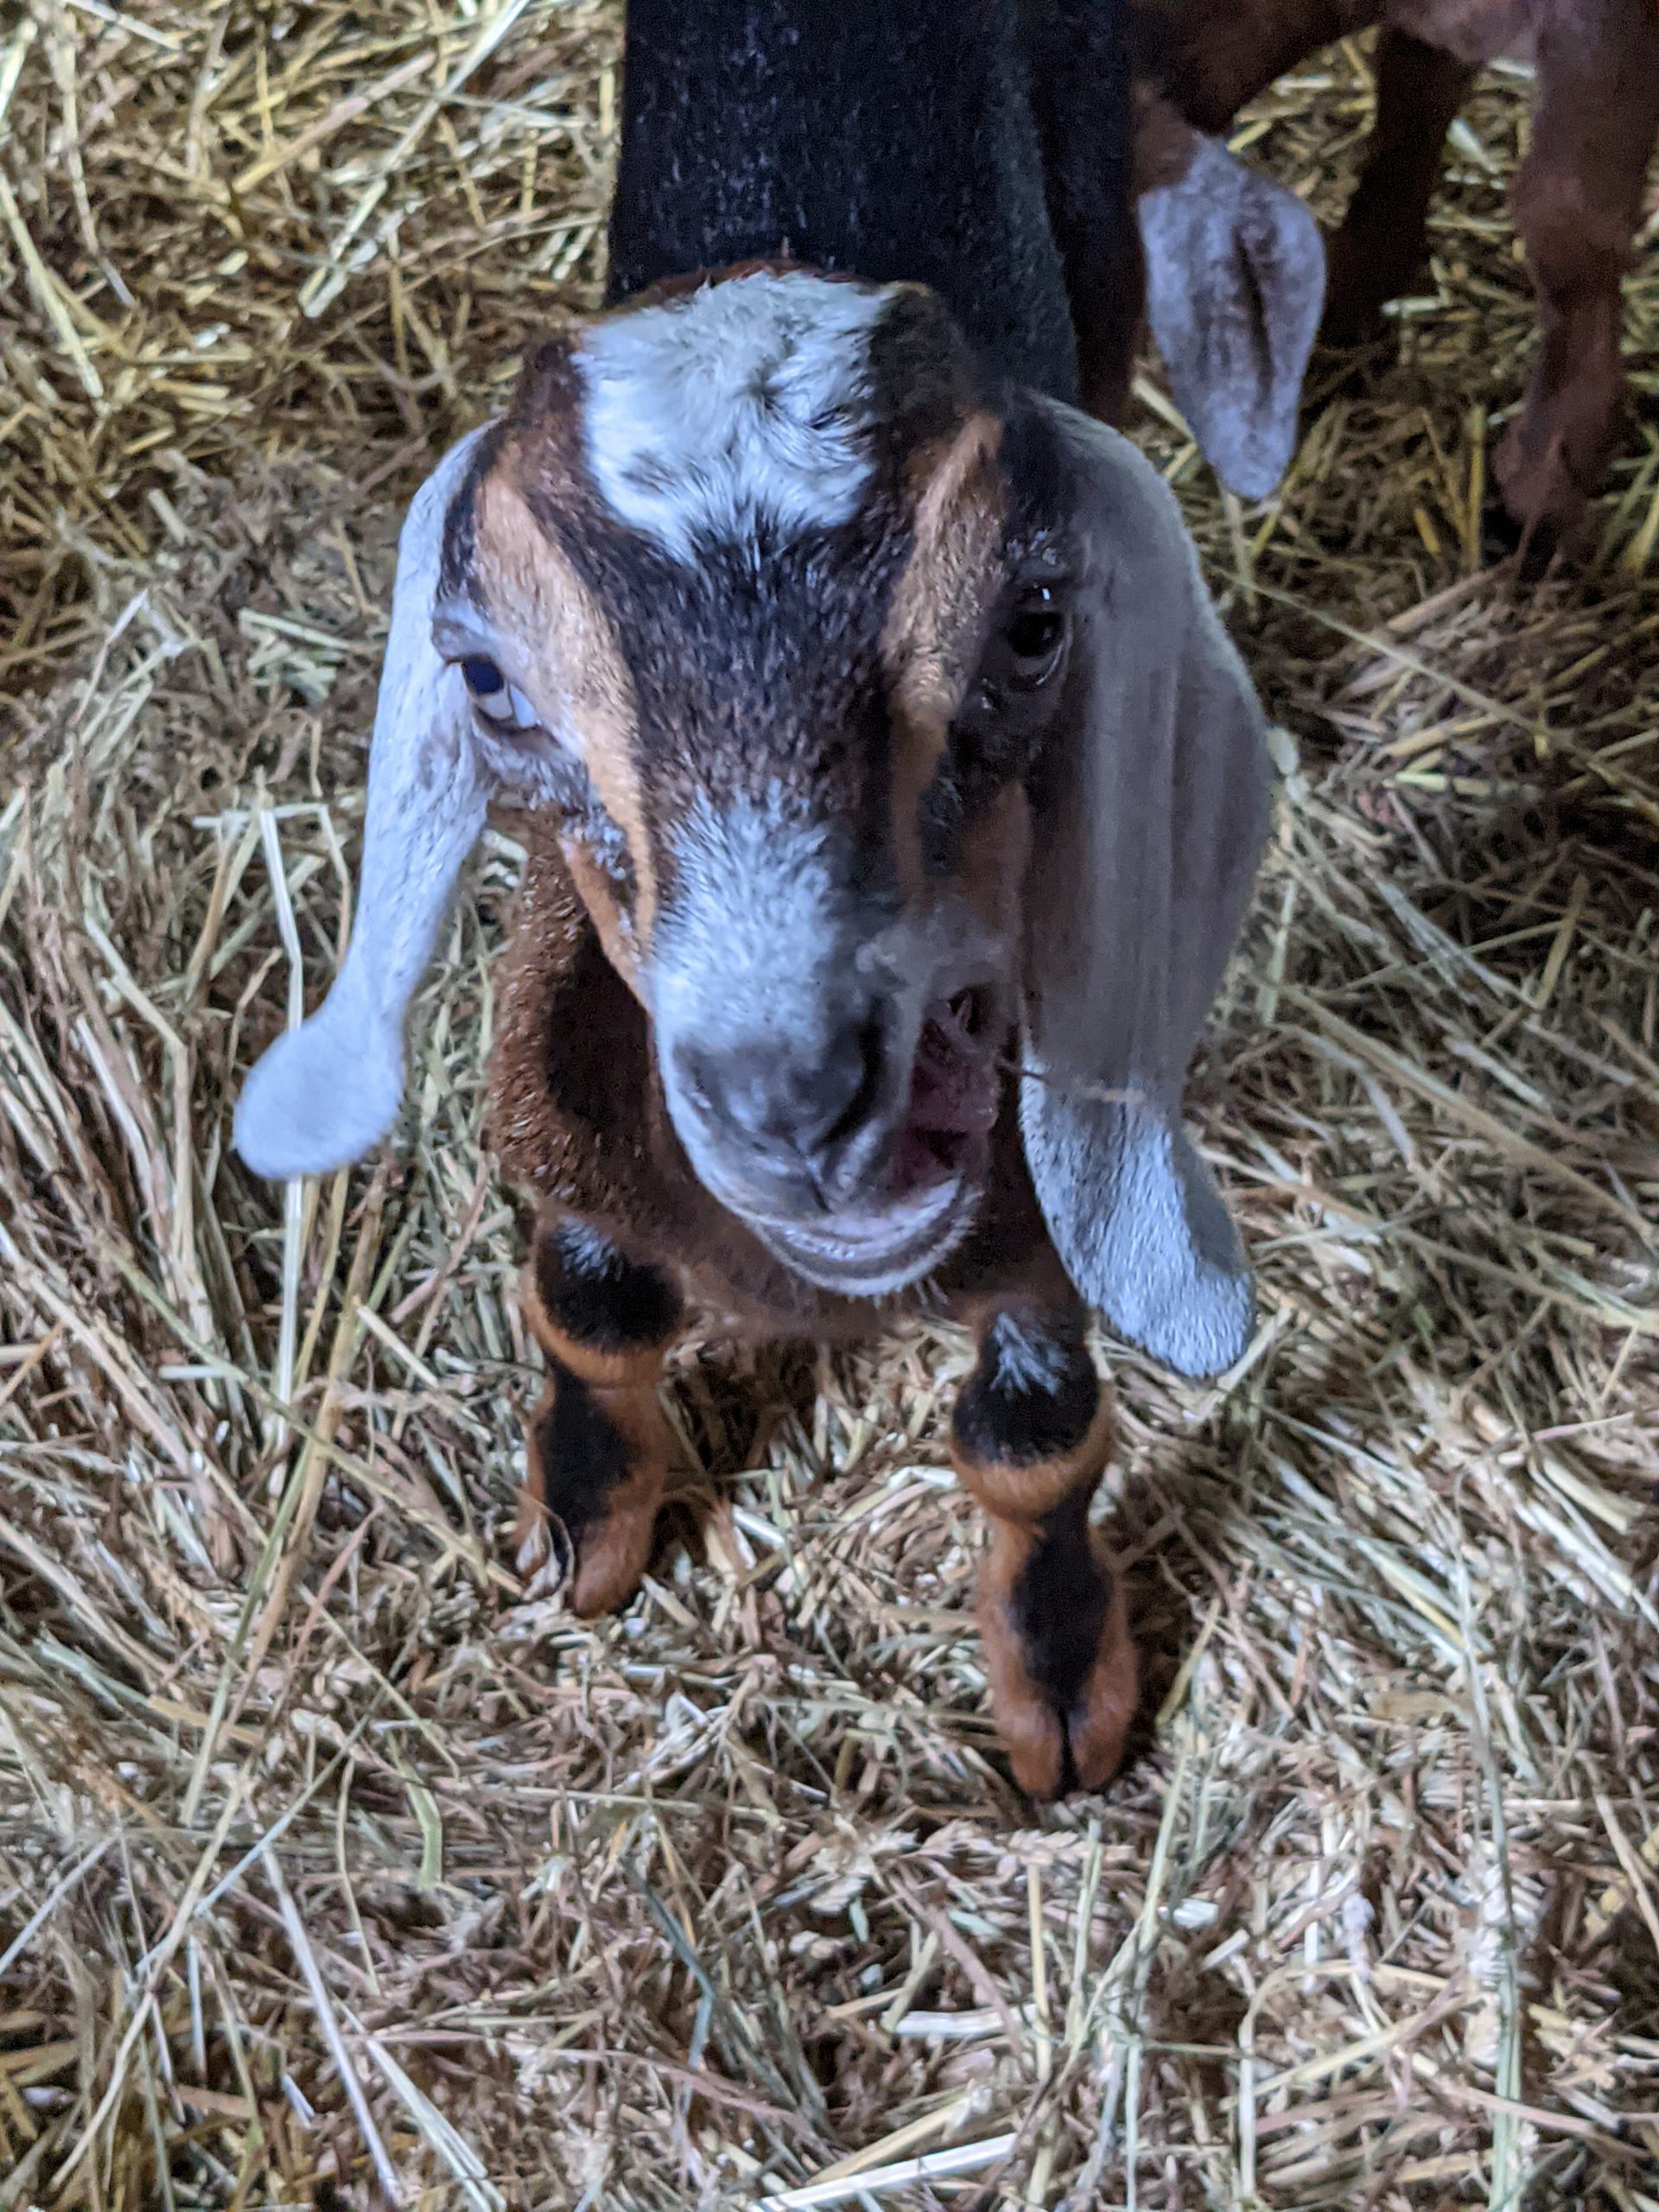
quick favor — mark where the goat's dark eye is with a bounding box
[456,653,542,734]
[996,588,1068,690]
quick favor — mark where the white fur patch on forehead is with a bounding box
[576,270,891,564]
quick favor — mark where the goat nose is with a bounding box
[679,1014,887,1167]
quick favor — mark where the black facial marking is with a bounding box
[508,336,588,440]
[997,390,1073,541]
[952,1308,1098,1467]
[439,419,509,602]
[531,1360,633,1563]
[528,487,914,906]
[1008,1491,1114,1716]
[918,602,1066,875]
[865,287,987,473]
[535,1224,683,1354]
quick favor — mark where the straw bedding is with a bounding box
[2,5,1657,2206]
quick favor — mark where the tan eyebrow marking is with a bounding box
[880,410,1006,894]
[469,462,660,952]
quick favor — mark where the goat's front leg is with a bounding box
[952,1307,1136,1798]
[1496,3,1659,540]
[1321,30,1477,346]
[514,1216,682,1616]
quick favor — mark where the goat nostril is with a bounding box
[676,1014,888,1167]
[674,1044,720,1120]
[821,1009,887,1154]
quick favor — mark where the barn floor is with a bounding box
[3,5,1658,2208]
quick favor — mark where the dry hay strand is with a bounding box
[3,3,1659,2208]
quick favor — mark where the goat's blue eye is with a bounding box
[456,653,543,738]
[461,656,505,696]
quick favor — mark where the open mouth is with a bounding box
[746,987,1002,1294]
[893,988,1000,1193]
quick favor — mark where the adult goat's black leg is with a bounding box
[1323,30,1478,346]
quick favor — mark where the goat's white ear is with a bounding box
[1138,133,1325,501]
[1019,403,1271,1377]
[233,426,497,1181]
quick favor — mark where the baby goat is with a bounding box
[234,0,1317,1797]
[1132,0,1659,547]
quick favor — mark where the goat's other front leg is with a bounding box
[514,1216,682,1616]
[1129,0,1370,137]
[1321,30,1477,346]
[1496,1,1659,540]
[952,1306,1136,1798]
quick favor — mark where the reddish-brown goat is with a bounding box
[1132,0,1659,545]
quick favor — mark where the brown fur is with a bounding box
[1132,0,1376,135]
[1132,0,1659,540]
[1497,3,1659,531]
[514,1259,673,1613]
[515,1368,671,1616]
[471,297,1142,1792]
[882,412,1008,895]
[885,411,1008,724]
[1130,83,1204,195]
[954,1399,1117,1521]
[958,1397,1136,1797]
[487,818,1069,1340]
[978,1541,1137,1796]
[1319,31,1479,345]
[472,467,658,964]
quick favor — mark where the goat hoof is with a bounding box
[514,1370,668,1615]
[513,1474,658,1617]
[1491,423,1593,573]
[977,1533,1137,1799]
[1480,495,1525,564]
[1480,493,1560,579]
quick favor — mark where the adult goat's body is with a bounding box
[1133,0,1659,548]
[237,0,1316,1796]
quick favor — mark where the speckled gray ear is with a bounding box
[233,427,495,1182]
[1019,403,1272,1378]
[1138,134,1325,501]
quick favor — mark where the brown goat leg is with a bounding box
[1495,2,1659,540]
[514,1217,682,1616]
[1130,0,1372,137]
[951,1307,1136,1798]
[1321,30,1478,345]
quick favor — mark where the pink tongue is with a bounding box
[906,1004,998,1137]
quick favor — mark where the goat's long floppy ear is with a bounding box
[1138,132,1325,501]
[233,426,498,1180]
[1020,404,1271,1378]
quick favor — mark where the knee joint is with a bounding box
[531,1221,681,1357]
[1513,164,1631,288]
